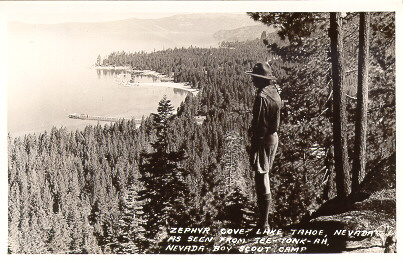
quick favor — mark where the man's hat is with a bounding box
[245,62,277,80]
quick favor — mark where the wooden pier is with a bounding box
[69,113,142,125]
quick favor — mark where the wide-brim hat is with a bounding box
[245,62,277,80]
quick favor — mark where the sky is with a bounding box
[1,0,401,24]
[0,1,211,24]
[4,12,179,24]
[0,3,183,24]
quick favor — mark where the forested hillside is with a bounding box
[8,12,395,254]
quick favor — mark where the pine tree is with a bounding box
[96,55,102,66]
[110,186,143,253]
[223,187,255,228]
[352,12,370,193]
[138,96,191,251]
[329,12,350,198]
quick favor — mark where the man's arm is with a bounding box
[253,97,269,140]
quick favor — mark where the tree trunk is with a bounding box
[352,13,370,193]
[329,12,350,199]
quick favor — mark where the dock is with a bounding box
[69,113,142,125]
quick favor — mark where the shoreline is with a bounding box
[94,65,199,95]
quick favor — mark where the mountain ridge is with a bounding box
[8,13,262,34]
[8,13,266,49]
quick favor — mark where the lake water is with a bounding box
[7,31,189,137]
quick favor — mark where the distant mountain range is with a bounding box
[9,13,274,48]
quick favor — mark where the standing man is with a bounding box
[246,62,281,229]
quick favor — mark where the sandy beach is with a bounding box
[94,65,132,71]
[125,82,199,95]
[95,66,199,95]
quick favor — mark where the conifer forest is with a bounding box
[8,12,395,253]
